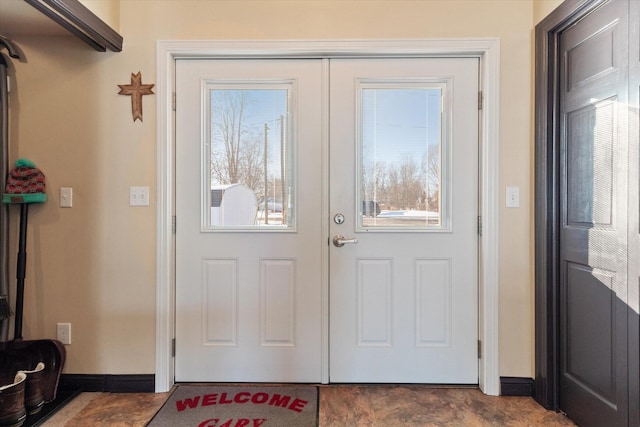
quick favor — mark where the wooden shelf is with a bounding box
[25,0,122,52]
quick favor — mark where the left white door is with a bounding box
[175,59,323,382]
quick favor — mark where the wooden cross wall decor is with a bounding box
[118,71,155,122]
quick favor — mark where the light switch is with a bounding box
[60,187,72,208]
[506,186,520,208]
[130,186,150,206]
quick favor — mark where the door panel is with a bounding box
[329,58,479,383]
[175,59,323,382]
[558,0,630,424]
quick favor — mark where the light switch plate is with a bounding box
[60,187,72,208]
[130,186,150,206]
[506,186,520,208]
[56,322,71,345]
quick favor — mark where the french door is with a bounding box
[175,59,323,382]
[175,57,479,383]
[328,58,479,383]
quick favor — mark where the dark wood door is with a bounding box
[558,0,634,425]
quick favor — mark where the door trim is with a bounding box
[155,39,500,395]
[534,0,608,410]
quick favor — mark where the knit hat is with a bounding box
[3,159,47,204]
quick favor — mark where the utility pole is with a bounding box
[280,115,286,225]
[264,123,269,225]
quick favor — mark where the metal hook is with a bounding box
[0,35,22,60]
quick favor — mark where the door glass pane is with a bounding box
[359,83,447,230]
[204,85,294,230]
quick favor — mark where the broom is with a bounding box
[0,296,11,320]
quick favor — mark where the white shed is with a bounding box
[210,184,257,226]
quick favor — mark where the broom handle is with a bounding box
[14,203,28,340]
[0,55,10,341]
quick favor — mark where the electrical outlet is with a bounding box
[56,323,71,345]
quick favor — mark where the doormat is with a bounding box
[148,385,318,427]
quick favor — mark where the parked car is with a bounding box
[362,200,381,217]
[260,197,282,213]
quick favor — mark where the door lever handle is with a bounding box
[333,235,358,247]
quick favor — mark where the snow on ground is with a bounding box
[378,210,439,219]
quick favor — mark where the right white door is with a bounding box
[329,58,479,383]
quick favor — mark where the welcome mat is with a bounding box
[148,385,318,427]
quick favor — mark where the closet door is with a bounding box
[628,0,640,425]
[557,0,632,425]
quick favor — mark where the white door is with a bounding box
[175,59,324,382]
[175,57,479,384]
[329,58,479,383]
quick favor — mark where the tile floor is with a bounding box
[41,385,576,426]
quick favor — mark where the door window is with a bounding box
[204,84,295,230]
[358,80,449,231]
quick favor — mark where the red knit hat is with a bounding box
[3,159,47,204]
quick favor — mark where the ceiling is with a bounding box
[0,0,70,37]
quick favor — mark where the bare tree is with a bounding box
[238,135,264,192]
[398,155,423,209]
[423,144,440,212]
[372,161,387,205]
[387,167,401,209]
[210,91,264,191]
[361,159,389,208]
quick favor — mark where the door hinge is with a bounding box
[477,216,482,236]
[172,215,176,234]
[172,338,176,357]
[478,91,483,110]
[478,340,482,359]
[172,92,176,111]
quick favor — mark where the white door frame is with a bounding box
[155,39,500,395]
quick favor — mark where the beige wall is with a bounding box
[534,0,562,25]
[2,0,558,379]
[79,0,121,31]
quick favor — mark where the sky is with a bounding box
[361,87,442,167]
[209,85,443,184]
[210,88,289,186]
